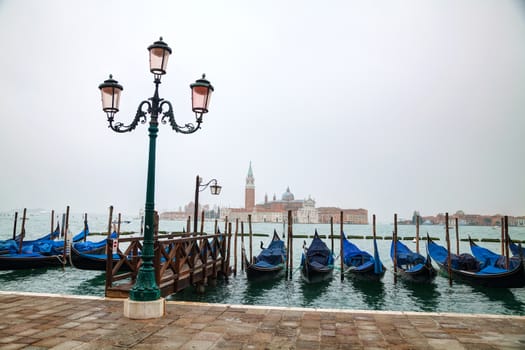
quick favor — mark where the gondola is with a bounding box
[0,253,67,270]
[70,232,129,271]
[390,239,436,283]
[0,226,89,270]
[469,237,525,283]
[342,231,385,280]
[245,229,286,282]
[427,234,525,288]
[300,230,334,284]
[0,225,60,253]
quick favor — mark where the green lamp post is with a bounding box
[98,37,214,303]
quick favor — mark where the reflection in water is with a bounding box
[242,278,283,305]
[402,280,440,312]
[474,286,525,314]
[350,277,386,310]
[72,272,106,295]
[299,279,331,308]
[167,276,233,304]
[0,267,50,282]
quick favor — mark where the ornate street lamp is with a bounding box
[194,175,221,233]
[98,37,214,312]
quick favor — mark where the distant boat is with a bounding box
[112,220,131,224]
[245,230,286,282]
[300,230,334,284]
[341,231,385,280]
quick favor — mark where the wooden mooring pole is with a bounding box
[117,213,122,237]
[248,214,253,264]
[50,210,54,236]
[12,211,18,240]
[340,211,344,281]
[241,221,245,271]
[234,218,238,276]
[107,206,113,237]
[84,213,88,242]
[62,206,70,267]
[505,216,510,270]
[393,213,398,283]
[501,217,505,255]
[286,216,290,277]
[18,208,27,254]
[200,211,205,234]
[287,210,293,279]
[415,214,420,254]
[330,216,334,254]
[226,220,232,276]
[445,212,452,286]
[455,217,459,255]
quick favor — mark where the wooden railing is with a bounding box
[105,232,230,298]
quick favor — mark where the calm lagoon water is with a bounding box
[1,210,524,316]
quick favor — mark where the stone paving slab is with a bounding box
[0,291,524,349]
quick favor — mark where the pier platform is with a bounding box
[0,291,524,349]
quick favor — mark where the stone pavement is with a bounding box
[0,292,524,349]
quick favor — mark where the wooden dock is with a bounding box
[104,231,231,298]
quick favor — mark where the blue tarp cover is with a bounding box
[390,240,425,267]
[510,241,524,258]
[428,240,480,271]
[477,265,508,275]
[470,242,520,270]
[255,232,286,266]
[407,263,425,273]
[253,260,279,269]
[73,232,117,253]
[304,231,333,266]
[72,227,89,242]
[471,243,501,268]
[342,232,372,266]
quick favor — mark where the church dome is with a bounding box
[282,187,294,201]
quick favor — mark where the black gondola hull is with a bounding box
[70,246,131,271]
[395,263,437,283]
[246,263,285,282]
[344,263,386,280]
[301,263,333,284]
[435,260,525,288]
[0,254,64,270]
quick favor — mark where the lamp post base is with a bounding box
[123,298,165,319]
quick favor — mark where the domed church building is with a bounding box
[221,163,368,224]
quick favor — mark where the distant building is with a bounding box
[220,163,368,224]
[418,210,524,227]
[160,202,217,220]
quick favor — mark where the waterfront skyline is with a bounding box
[0,1,524,223]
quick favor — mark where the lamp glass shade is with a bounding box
[192,86,212,113]
[210,184,221,195]
[149,47,170,75]
[101,86,121,112]
[191,75,214,114]
[148,38,172,76]
[98,76,123,113]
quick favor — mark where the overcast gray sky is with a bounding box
[1,0,524,222]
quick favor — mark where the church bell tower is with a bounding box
[245,161,255,211]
